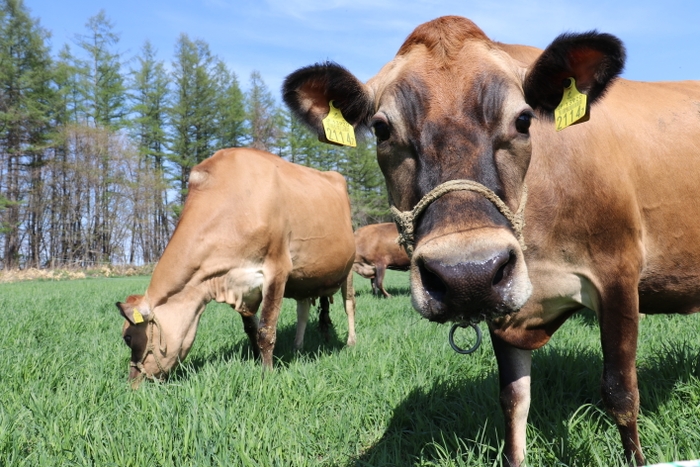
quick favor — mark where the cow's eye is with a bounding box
[515,112,533,134]
[123,335,132,347]
[372,119,391,142]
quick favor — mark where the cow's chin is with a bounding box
[409,228,533,324]
[128,366,168,389]
[413,298,522,324]
[128,370,146,389]
[128,353,176,388]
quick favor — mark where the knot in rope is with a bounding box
[390,179,528,257]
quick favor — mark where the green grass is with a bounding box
[1,271,699,466]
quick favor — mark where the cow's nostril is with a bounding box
[420,262,448,302]
[492,250,515,287]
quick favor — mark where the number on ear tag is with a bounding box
[321,101,356,147]
[132,309,144,324]
[554,78,589,131]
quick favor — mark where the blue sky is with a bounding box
[25,0,700,98]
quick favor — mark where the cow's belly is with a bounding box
[638,273,700,315]
[284,273,346,300]
[285,239,354,299]
[638,240,700,314]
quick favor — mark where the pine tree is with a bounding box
[340,138,391,227]
[0,0,53,268]
[213,61,246,149]
[278,107,322,165]
[169,34,218,209]
[0,7,399,269]
[73,10,127,264]
[128,40,171,263]
[47,45,86,267]
[75,10,125,128]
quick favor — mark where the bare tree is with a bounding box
[245,71,281,152]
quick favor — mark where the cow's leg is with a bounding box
[294,298,311,350]
[370,276,379,296]
[257,275,286,370]
[342,272,356,346]
[491,330,531,467]
[375,263,391,298]
[239,311,260,359]
[318,296,332,342]
[598,283,644,466]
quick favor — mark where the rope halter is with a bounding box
[130,312,168,379]
[390,179,528,258]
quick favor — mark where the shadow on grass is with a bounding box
[577,308,599,327]
[350,371,503,466]
[351,341,699,466]
[181,304,349,376]
[353,284,412,298]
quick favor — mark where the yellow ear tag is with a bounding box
[132,309,144,324]
[554,78,589,131]
[321,100,356,147]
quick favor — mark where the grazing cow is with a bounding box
[353,222,410,297]
[283,15,700,466]
[116,148,356,387]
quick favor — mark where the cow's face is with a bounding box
[366,38,537,324]
[117,294,203,388]
[283,16,624,324]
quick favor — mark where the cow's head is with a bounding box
[117,293,204,388]
[283,16,624,324]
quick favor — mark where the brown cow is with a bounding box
[283,16,700,466]
[116,148,356,387]
[353,222,409,297]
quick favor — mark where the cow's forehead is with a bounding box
[366,43,528,150]
[368,40,526,115]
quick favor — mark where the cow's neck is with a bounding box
[144,278,210,320]
[141,282,209,363]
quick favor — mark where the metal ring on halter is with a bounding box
[448,322,483,355]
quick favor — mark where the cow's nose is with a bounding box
[416,248,516,321]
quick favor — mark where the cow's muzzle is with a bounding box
[128,313,168,387]
[391,179,532,323]
[412,238,529,322]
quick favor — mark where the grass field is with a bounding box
[1,270,699,466]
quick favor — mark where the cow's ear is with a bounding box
[283,61,374,144]
[523,31,625,116]
[116,295,151,325]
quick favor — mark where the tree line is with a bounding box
[0,0,390,270]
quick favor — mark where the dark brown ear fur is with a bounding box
[524,31,626,115]
[282,61,373,142]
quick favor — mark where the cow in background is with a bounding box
[117,148,356,387]
[353,222,409,297]
[283,15,700,466]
